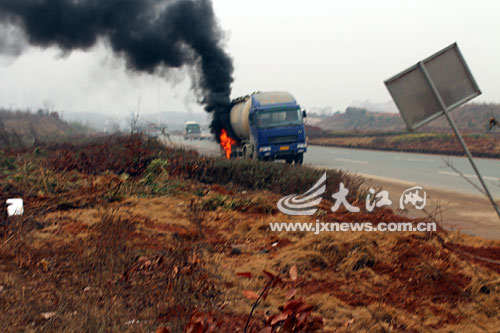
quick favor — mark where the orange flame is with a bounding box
[219,129,236,159]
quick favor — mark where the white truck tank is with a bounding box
[229,91,296,140]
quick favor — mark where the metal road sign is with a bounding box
[385,42,500,220]
[385,43,481,131]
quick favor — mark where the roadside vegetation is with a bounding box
[1,134,500,332]
[1,134,363,204]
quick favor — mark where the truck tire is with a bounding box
[294,153,303,165]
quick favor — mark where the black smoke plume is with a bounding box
[0,0,234,141]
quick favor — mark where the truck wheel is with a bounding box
[294,153,303,165]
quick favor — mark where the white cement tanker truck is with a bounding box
[222,91,307,164]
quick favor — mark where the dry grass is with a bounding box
[0,207,222,332]
[3,192,497,332]
[1,134,500,332]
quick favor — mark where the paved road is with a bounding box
[170,136,500,199]
[305,145,500,199]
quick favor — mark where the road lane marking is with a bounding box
[330,151,351,155]
[394,156,435,163]
[438,171,499,181]
[334,158,368,165]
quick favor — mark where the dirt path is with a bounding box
[362,173,500,239]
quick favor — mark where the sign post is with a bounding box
[385,43,500,220]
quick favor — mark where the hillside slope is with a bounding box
[1,135,500,332]
[0,110,88,147]
[313,103,500,133]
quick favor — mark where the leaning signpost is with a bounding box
[385,42,500,220]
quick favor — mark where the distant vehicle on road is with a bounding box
[199,129,214,141]
[184,121,201,140]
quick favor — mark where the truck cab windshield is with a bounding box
[255,108,303,128]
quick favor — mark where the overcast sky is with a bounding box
[0,0,499,116]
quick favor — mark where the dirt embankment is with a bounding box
[0,110,91,148]
[1,135,500,332]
